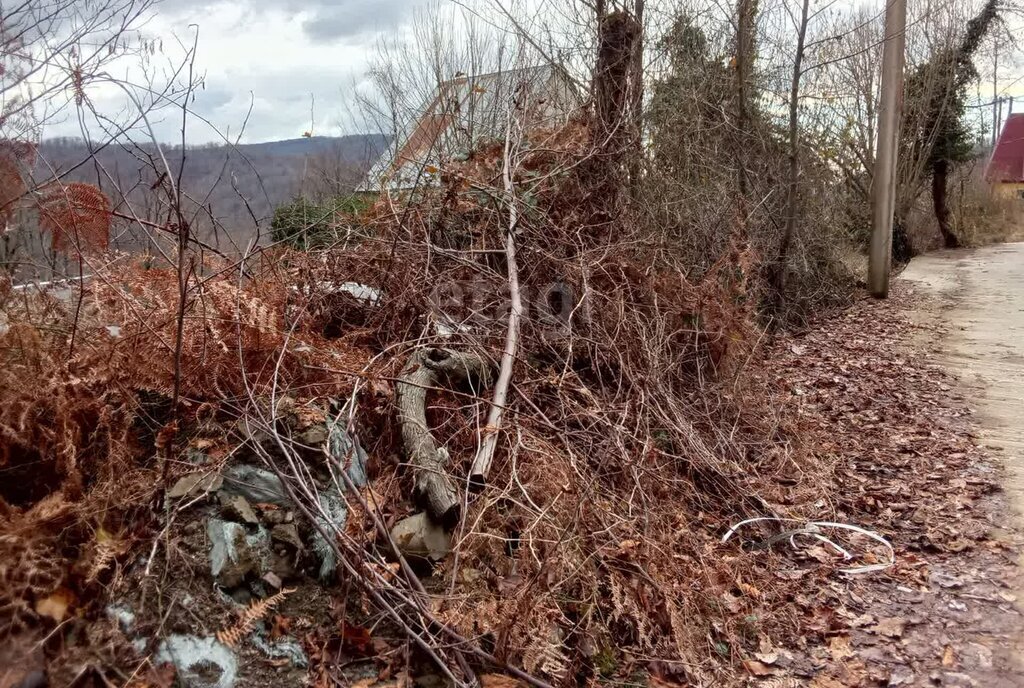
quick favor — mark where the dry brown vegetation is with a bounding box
[2,0,1023,686]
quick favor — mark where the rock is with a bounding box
[251,631,309,668]
[168,472,223,499]
[262,572,282,589]
[261,507,285,525]
[390,513,451,561]
[220,465,290,506]
[105,603,135,633]
[219,494,259,525]
[297,424,329,446]
[309,421,371,580]
[328,418,369,486]
[207,519,269,587]
[311,489,347,580]
[271,523,304,551]
[156,634,237,688]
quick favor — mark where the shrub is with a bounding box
[270,194,372,249]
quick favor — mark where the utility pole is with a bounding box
[992,45,999,147]
[868,0,908,298]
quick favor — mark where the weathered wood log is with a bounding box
[396,347,490,528]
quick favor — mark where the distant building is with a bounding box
[986,112,1024,199]
[360,64,580,192]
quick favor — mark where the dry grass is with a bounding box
[0,112,850,685]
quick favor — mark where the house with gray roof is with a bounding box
[360,64,580,192]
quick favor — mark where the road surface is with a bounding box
[902,243,1024,512]
[901,243,1024,683]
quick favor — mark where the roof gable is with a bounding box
[987,113,1024,183]
[361,65,580,192]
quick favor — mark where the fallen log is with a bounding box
[396,347,490,528]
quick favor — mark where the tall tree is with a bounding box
[903,0,998,248]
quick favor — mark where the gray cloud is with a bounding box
[301,0,425,42]
[158,0,424,41]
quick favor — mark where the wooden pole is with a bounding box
[868,0,907,298]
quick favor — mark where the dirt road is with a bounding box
[902,244,1024,522]
[892,244,1024,685]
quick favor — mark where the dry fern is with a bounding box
[85,529,120,584]
[216,588,295,648]
[38,182,112,254]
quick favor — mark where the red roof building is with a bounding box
[986,112,1024,185]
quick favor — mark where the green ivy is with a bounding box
[270,194,374,249]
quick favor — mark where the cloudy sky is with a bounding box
[46,0,434,144]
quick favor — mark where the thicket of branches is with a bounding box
[1,0,1021,685]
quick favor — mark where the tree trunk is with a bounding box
[396,348,490,528]
[931,158,959,248]
[772,0,810,312]
[734,0,757,199]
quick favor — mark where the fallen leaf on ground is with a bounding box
[742,659,777,676]
[828,635,855,660]
[34,587,76,623]
[480,675,528,688]
[942,645,955,667]
[871,617,906,638]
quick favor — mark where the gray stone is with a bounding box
[105,603,135,633]
[167,472,223,499]
[390,513,451,561]
[218,494,259,525]
[328,418,369,486]
[310,421,371,580]
[220,465,290,506]
[156,634,237,688]
[271,523,304,551]
[207,519,270,587]
[297,424,329,446]
[251,631,309,668]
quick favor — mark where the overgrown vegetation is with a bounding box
[2,0,1022,686]
[270,194,374,248]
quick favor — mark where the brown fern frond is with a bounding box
[37,182,112,254]
[85,539,117,584]
[216,588,295,648]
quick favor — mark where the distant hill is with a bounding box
[231,135,385,159]
[35,133,387,246]
[0,133,388,280]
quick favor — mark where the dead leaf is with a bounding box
[810,677,847,688]
[742,659,777,676]
[341,622,375,657]
[871,617,905,638]
[737,580,761,598]
[480,675,528,688]
[828,635,855,660]
[35,587,76,623]
[942,645,955,668]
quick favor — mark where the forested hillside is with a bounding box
[1,134,386,278]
